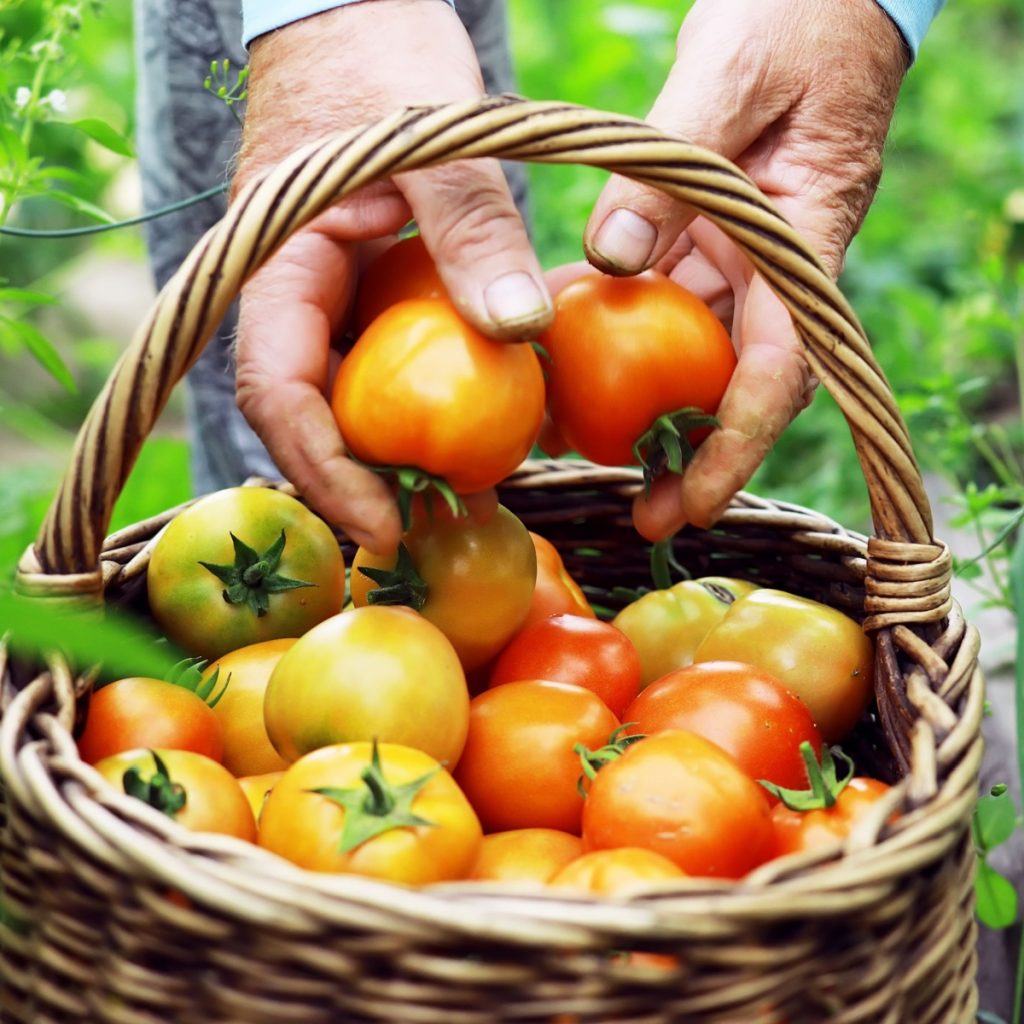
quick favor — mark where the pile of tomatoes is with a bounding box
[79,237,892,899]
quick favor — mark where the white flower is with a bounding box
[45,89,67,113]
[15,87,31,111]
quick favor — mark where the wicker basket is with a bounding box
[0,97,983,1024]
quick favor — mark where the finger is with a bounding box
[400,160,553,342]
[632,275,812,539]
[237,217,410,554]
[584,9,796,275]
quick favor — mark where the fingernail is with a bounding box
[483,272,552,328]
[591,208,657,273]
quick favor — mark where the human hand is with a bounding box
[581,0,909,540]
[232,0,551,553]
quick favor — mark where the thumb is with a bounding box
[584,3,797,275]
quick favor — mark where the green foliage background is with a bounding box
[1,0,1024,559]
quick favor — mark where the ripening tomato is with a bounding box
[582,731,775,878]
[93,748,256,841]
[613,577,758,688]
[263,606,469,767]
[520,532,595,629]
[489,614,641,719]
[237,771,284,822]
[351,504,536,671]
[353,234,445,334]
[693,589,874,744]
[77,677,224,765]
[469,829,584,885]
[621,662,822,791]
[258,741,482,883]
[549,848,686,895]
[331,298,546,495]
[539,272,736,467]
[771,777,893,857]
[147,487,345,662]
[202,639,295,776]
[454,680,620,834]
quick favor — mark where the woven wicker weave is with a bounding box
[1,97,983,1024]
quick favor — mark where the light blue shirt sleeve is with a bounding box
[243,0,455,47]
[873,0,947,59]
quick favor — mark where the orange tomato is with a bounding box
[549,848,686,895]
[236,771,284,822]
[202,639,295,776]
[93,748,256,842]
[258,741,482,883]
[469,829,584,885]
[353,234,445,334]
[454,680,620,834]
[521,532,595,629]
[77,678,224,765]
[772,777,893,856]
[332,298,545,495]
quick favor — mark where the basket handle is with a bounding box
[21,96,936,585]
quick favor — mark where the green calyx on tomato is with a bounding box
[760,742,855,811]
[574,724,647,795]
[121,750,187,819]
[165,657,229,708]
[358,544,428,612]
[311,740,439,854]
[358,462,468,531]
[199,530,312,617]
[632,406,720,493]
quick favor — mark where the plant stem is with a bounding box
[1013,920,1023,1024]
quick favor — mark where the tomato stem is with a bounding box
[574,725,646,796]
[632,406,720,494]
[311,739,439,853]
[354,460,468,531]
[121,750,187,819]
[760,742,855,811]
[359,544,429,611]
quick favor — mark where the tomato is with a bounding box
[621,662,823,791]
[521,532,594,630]
[93,748,256,841]
[237,771,284,822]
[469,829,583,885]
[264,606,469,767]
[771,776,893,857]
[202,639,294,776]
[613,577,758,688]
[77,677,224,765]
[582,731,775,878]
[147,487,345,662]
[453,680,620,834]
[331,298,546,495]
[353,234,445,334]
[351,504,536,671]
[489,614,641,719]
[549,848,686,895]
[539,272,736,468]
[258,741,482,883]
[693,589,874,744]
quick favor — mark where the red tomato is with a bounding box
[489,614,641,719]
[549,848,686,895]
[331,298,545,495]
[353,234,445,334]
[582,730,775,878]
[622,662,823,791]
[93,748,256,841]
[469,829,584,885]
[453,680,620,834]
[693,589,873,743]
[539,272,736,467]
[77,677,224,765]
[772,777,893,856]
[521,532,595,630]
